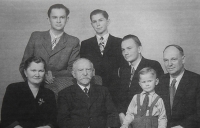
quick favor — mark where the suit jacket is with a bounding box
[0,82,57,128]
[118,57,164,113]
[80,34,123,87]
[156,70,200,128]
[57,83,119,128]
[19,30,80,79]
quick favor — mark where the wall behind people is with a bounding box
[0,0,200,118]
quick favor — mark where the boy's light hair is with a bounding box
[138,67,157,79]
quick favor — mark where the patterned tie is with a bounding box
[169,79,177,109]
[99,37,104,54]
[141,92,149,116]
[84,88,89,97]
[52,38,57,50]
[129,67,135,87]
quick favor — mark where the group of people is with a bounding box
[0,3,199,128]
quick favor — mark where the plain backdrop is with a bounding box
[0,0,200,117]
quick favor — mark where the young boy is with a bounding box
[121,67,167,128]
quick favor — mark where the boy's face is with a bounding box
[48,8,68,32]
[139,73,159,93]
[91,13,109,36]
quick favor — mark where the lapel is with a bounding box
[50,32,68,56]
[42,30,52,56]
[161,74,172,115]
[172,71,188,108]
[88,84,100,109]
[103,34,113,56]
[133,57,146,78]
[42,31,69,57]
[72,84,90,105]
[91,36,102,56]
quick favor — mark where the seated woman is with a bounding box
[0,56,57,128]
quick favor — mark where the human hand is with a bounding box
[119,113,126,125]
[36,125,51,128]
[171,125,183,128]
[14,125,23,128]
[45,71,55,84]
[120,124,129,128]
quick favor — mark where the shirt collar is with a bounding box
[49,29,63,41]
[77,83,90,91]
[128,56,142,70]
[169,69,185,89]
[96,33,109,45]
[141,90,155,96]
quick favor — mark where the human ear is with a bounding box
[155,78,159,85]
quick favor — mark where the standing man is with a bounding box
[156,44,200,128]
[80,9,123,105]
[57,58,119,128]
[118,34,164,124]
[19,4,80,94]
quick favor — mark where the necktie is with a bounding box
[141,92,149,116]
[129,67,135,87]
[99,37,104,54]
[52,38,57,50]
[169,79,177,109]
[84,88,89,97]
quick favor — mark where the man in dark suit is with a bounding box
[19,4,80,94]
[80,9,123,105]
[156,44,200,128]
[57,58,119,128]
[118,35,164,124]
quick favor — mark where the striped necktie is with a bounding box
[99,37,104,54]
[84,88,89,97]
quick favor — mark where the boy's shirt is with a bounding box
[122,91,167,128]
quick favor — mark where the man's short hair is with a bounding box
[138,67,157,79]
[122,34,142,46]
[47,4,70,18]
[90,9,109,21]
[163,44,184,56]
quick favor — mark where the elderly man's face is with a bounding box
[163,46,185,78]
[72,59,95,87]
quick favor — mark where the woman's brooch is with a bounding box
[38,98,45,105]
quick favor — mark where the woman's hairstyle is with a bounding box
[24,56,46,71]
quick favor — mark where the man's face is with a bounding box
[72,60,95,87]
[163,46,185,77]
[48,8,68,32]
[91,13,109,36]
[121,38,141,63]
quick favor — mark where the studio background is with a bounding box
[0,0,200,117]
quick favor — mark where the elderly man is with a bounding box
[118,34,164,124]
[156,44,200,128]
[57,58,119,128]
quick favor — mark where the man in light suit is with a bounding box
[19,4,80,94]
[118,35,164,124]
[57,58,119,128]
[80,9,123,105]
[156,44,200,128]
